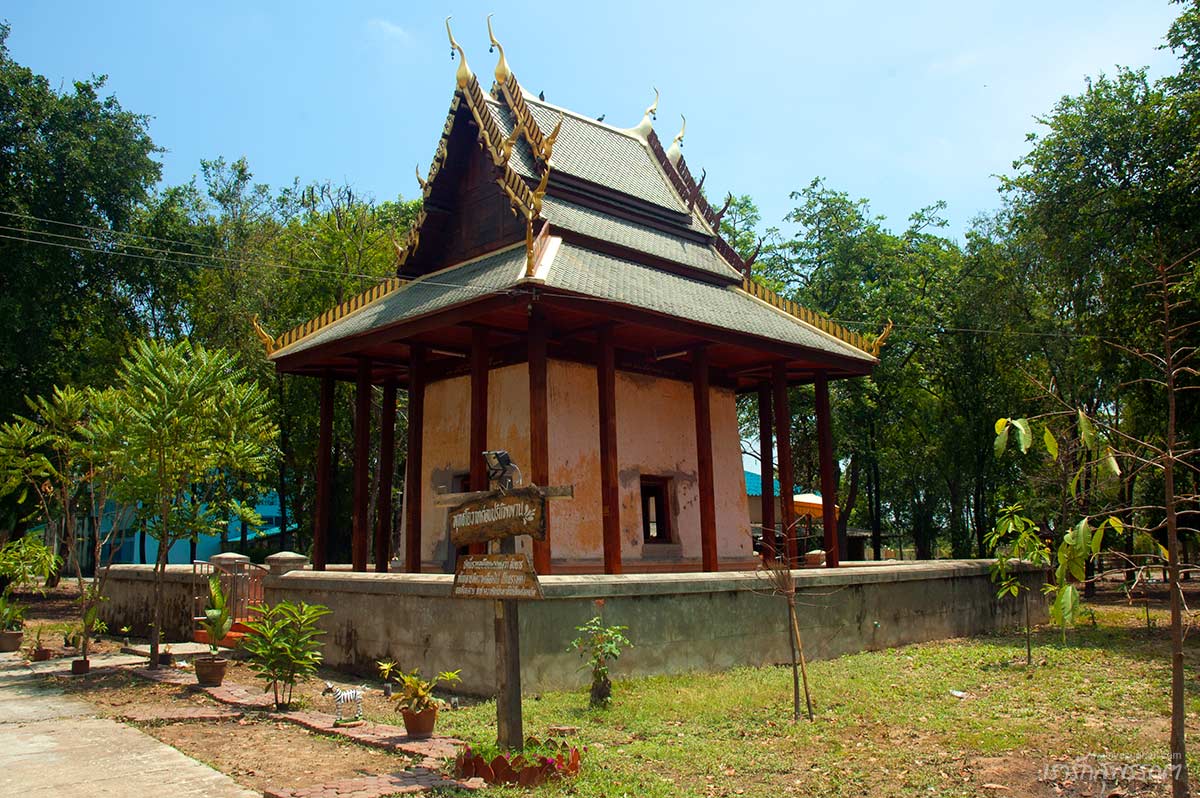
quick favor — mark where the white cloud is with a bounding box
[368,18,411,44]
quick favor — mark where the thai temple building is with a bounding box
[259,18,889,576]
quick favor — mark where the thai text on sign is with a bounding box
[452,554,543,600]
[448,486,546,547]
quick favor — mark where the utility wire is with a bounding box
[0,212,1125,342]
[0,229,517,297]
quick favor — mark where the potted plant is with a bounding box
[0,594,26,652]
[28,625,51,661]
[384,664,461,739]
[0,536,60,653]
[71,586,108,675]
[195,576,233,686]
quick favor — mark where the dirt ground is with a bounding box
[11,582,123,659]
[143,719,417,795]
[53,668,421,795]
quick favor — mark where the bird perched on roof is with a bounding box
[538,90,545,101]
[596,114,605,122]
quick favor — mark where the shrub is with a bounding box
[568,604,631,708]
[241,600,329,710]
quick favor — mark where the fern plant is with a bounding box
[241,600,329,710]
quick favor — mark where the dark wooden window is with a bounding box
[640,476,674,544]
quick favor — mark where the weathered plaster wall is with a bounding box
[545,360,602,560]
[417,364,533,567]
[419,373,470,566]
[99,565,196,641]
[710,384,753,559]
[415,358,752,568]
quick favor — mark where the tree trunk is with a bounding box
[1162,276,1189,798]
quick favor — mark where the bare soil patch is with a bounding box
[137,717,416,795]
[58,667,420,795]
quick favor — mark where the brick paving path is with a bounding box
[116,705,243,723]
[130,667,476,796]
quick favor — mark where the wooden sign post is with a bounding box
[441,482,572,750]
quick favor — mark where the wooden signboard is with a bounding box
[449,487,546,547]
[452,553,544,601]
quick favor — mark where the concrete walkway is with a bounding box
[0,652,256,798]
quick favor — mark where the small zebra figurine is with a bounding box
[322,681,365,723]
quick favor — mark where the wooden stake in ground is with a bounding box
[760,558,814,721]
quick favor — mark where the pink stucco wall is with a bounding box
[413,358,752,570]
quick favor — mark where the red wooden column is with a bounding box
[529,307,552,574]
[404,346,426,573]
[468,328,490,555]
[757,384,776,561]
[772,362,798,565]
[351,358,372,572]
[814,372,840,568]
[312,373,334,571]
[597,326,622,574]
[692,346,718,572]
[374,380,397,573]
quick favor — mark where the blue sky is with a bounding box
[5,1,1182,239]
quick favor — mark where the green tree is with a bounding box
[0,23,161,420]
[112,339,277,667]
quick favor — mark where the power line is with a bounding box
[0,229,516,298]
[0,213,1114,342]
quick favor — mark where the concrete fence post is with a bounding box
[266,551,309,577]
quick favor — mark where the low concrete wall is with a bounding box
[100,565,197,642]
[265,559,1046,695]
[102,560,1046,695]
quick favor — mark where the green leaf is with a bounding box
[994,425,1010,457]
[1012,418,1032,453]
[994,418,1009,435]
[1043,426,1059,460]
[1103,447,1121,478]
[1069,465,1084,499]
[1078,409,1097,452]
[1091,526,1105,556]
[1107,516,1124,537]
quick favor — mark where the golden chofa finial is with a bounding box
[666,114,686,164]
[628,87,658,140]
[540,114,563,163]
[486,14,512,86]
[415,164,428,192]
[251,315,276,355]
[445,17,473,89]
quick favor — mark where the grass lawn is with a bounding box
[404,599,1198,797]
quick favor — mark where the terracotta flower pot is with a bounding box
[194,656,228,687]
[0,629,22,652]
[71,658,90,675]
[401,706,438,739]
